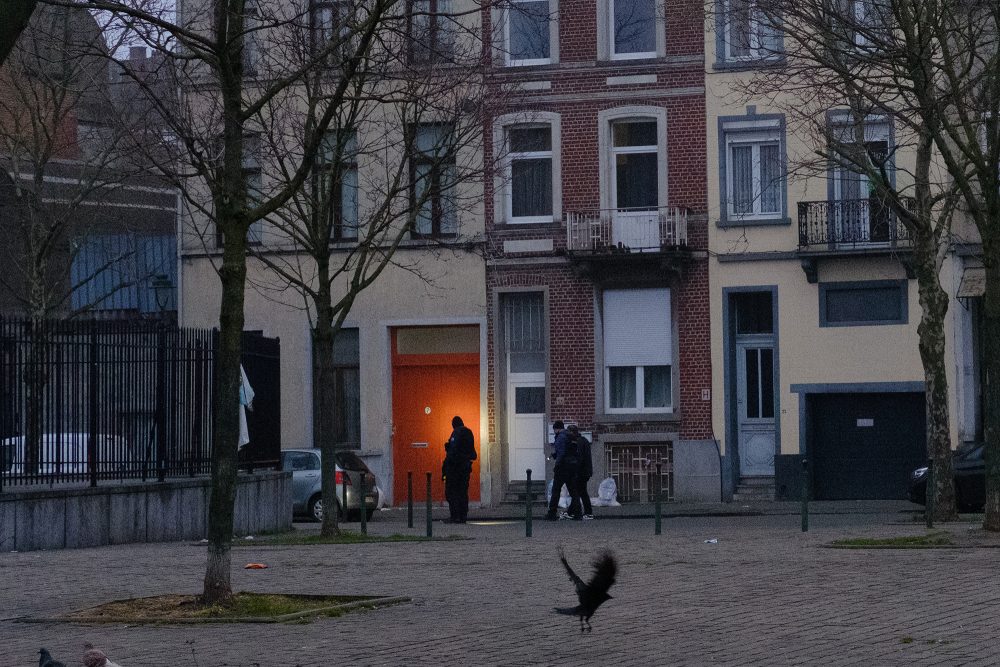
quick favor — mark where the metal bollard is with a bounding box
[425,472,433,538]
[526,469,533,538]
[655,463,662,535]
[801,458,809,532]
[359,471,367,535]
[407,471,414,529]
[926,457,935,529]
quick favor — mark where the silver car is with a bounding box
[280,448,379,522]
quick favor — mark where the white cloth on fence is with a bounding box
[238,364,255,449]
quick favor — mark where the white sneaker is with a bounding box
[557,511,571,520]
[582,514,595,521]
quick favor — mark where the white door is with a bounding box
[508,377,546,481]
[737,343,775,476]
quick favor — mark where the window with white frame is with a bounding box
[603,288,673,413]
[411,124,458,237]
[726,129,781,219]
[612,119,659,210]
[722,0,781,61]
[243,0,260,74]
[505,125,553,223]
[318,129,359,240]
[611,0,656,59]
[243,134,263,244]
[506,0,552,65]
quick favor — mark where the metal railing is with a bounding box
[798,198,913,249]
[0,318,215,490]
[566,207,689,253]
[605,443,674,503]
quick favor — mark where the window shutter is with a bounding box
[603,288,672,366]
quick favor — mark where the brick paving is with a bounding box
[3,508,1000,666]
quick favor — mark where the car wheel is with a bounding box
[309,494,345,522]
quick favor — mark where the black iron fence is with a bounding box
[0,318,215,489]
[797,198,914,249]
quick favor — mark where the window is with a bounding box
[318,130,359,240]
[603,288,673,413]
[721,0,781,62]
[505,125,553,223]
[332,328,361,445]
[819,280,908,326]
[312,0,354,61]
[611,0,656,59]
[409,0,454,64]
[505,0,551,65]
[719,115,786,226]
[243,0,260,74]
[836,0,888,51]
[282,451,320,471]
[502,291,545,373]
[612,120,658,210]
[410,124,457,238]
[734,291,773,335]
[243,134,263,244]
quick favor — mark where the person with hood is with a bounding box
[567,425,594,520]
[442,415,476,523]
[546,420,581,521]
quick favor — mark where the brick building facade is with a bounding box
[483,0,718,505]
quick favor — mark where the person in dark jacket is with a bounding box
[443,415,476,523]
[567,425,594,520]
[546,420,581,521]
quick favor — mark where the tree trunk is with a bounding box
[982,259,1000,531]
[201,229,248,605]
[313,281,343,537]
[0,0,37,66]
[911,230,956,520]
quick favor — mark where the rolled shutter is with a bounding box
[602,288,672,367]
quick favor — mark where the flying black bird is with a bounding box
[38,648,66,667]
[553,547,618,632]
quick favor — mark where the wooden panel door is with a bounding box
[392,363,480,503]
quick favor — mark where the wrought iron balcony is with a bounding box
[566,207,689,254]
[798,198,913,251]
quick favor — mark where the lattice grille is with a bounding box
[605,442,673,503]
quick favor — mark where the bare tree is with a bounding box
[245,3,495,536]
[714,0,967,518]
[40,0,498,602]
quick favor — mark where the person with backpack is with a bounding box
[546,420,581,521]
[567,425,594,520]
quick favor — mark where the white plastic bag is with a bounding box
[558,484,571,509]
[592,477,621,507]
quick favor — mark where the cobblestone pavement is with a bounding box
[3,510,999,666]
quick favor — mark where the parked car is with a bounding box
[280,448,379,522]
[908,443,985,511]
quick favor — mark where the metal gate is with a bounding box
[605,442,673,503]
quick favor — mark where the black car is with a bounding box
[908,444,985,511]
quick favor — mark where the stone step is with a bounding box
[501,481,549,505]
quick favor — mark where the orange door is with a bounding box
[392,363,480,503]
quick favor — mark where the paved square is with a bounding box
[3,509,999,666]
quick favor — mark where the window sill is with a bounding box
[595,412,682,425]
[712,57,786,72]
[491,220,563,233]
[717,216,791,228]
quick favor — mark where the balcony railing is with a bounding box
[798,198,913,250]
[566,207,689,253]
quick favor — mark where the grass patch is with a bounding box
[830,532,953,549]
[56,592,408,624]
[249,531,468,546]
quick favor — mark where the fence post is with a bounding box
[925,457,935,529]
[156,325,167,482]
[655,463,662,535]
[801,458,809,532]
[88,321,99,488]
[425,472,433,538]
[407,471,414,528]
[359,471,367,535]
[525,469,533,538]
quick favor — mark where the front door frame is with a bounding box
[736,338,776,476]
[722,286,780,498]
[507,372,547,482]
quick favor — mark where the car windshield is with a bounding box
[334,451,367,471]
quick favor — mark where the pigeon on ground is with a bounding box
[83,643,123,667]
[38,648,66,667]
[553,547,618,632]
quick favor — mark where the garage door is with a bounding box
[811,393,925,499]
